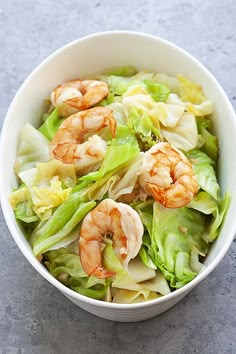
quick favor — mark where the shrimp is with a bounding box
[51,79,109,117]
[138,142,199,208]
[79,199,144,279]
[50,107,116,173]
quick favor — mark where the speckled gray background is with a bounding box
[0,1,235,353]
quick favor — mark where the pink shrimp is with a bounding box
[139,142,199,208]
[51,79,109,117]
[50,107,116,174]
[79,199,143,279]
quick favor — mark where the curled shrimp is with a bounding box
[50,107,116,174]
[139,142,199,208]
[79,199,144,279]
[51,79,109,117]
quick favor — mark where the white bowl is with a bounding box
[1,31,236,322]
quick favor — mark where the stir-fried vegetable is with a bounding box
[10,66,229,304]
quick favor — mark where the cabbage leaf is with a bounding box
[103,244,170,303]
[86,152,142,201]
[80,126,139,182]
[161,112,198,151]
[14,123,50,174]
[148,202,208,288]
[127,107,160,147]
[38,108,64,140]
[45,248,110,300]
[30,185,95,255]
[188,191,230,242]
[197,117,218,161]
[19,159,77,189]
[186,150,220,200]
[103,66,137,77]
[153,73,180,94]
[9,185,39,224]
[143,80,170,102]
[106,102,127,125]
[13,160,77,221]
[178,75,207,104]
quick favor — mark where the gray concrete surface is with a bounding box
[0,0,235,353]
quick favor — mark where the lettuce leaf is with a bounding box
[38,108,64,140]
[186,150,220,200]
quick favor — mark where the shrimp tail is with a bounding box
[106,111,117,138]
[92,266,116,279]
[79,237,115,279]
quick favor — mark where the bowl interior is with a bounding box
[1,31,236,307]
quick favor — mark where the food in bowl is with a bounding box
[9,65,229,304]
